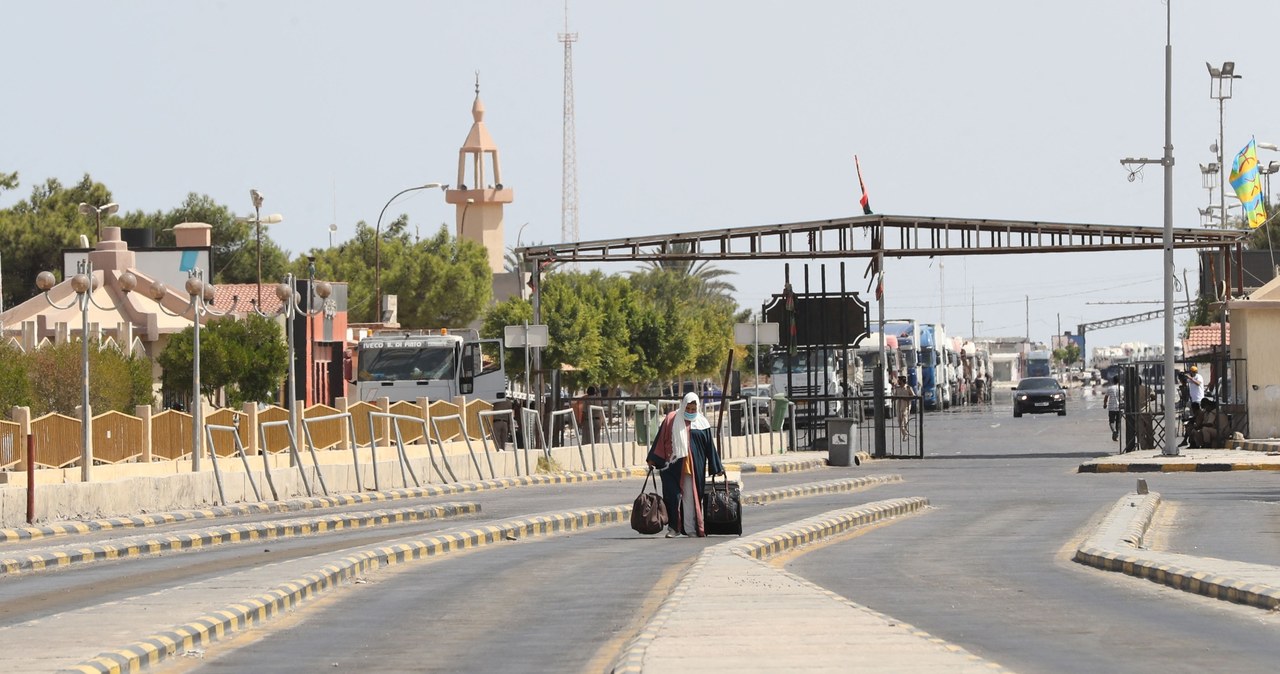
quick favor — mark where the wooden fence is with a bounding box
[5,396,490,473]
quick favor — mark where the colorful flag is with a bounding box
[855,155,873,215]
[1229,138,1267,228]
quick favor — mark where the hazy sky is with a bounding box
[3,1,1275,357]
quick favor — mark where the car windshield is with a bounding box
[1018,377,1060,391]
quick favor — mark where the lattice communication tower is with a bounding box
[559,5,580,253]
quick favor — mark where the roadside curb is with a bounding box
[1078,462,1280,473]
[1232,438,1280,453]
[64,506,632,674]
[724,458,829,473]
[64,474,883,673]
[1072,491,1280,611]
[1,503,480,577]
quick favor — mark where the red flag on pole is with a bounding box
[855,155,873,215]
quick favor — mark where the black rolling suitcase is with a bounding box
[702,474,742,536]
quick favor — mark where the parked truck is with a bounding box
[352,328,507,403]
[919,324,945,410]
[1026,349,1053,378]
[767,346,861,426]
[855,333,901,417]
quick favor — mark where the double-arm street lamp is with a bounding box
[374,183,445,321]
[78,202,118,242]
[238,190,284,311]
[35,260,137,482]
[148,268,237,472]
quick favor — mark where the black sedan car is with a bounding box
[1013,377,1066,417]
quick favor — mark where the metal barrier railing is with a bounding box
[366,411,431,488]
[257,419,321,497]
[302,412,363,492]
[204,423,262,504]
[429,413,489,481]
[547,408,590,471]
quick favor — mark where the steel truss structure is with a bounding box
[520,213,1245,265]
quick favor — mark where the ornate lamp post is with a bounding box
[35,260,136,482]
[148,268,237,472]
[374,182,445,321]
[273,273,332,433]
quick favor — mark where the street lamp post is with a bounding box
[78,202,119,242]
[35,260,137,482]
[1208,60,1241,424]
[274,273,332,438]
[374,183,445,322]
[1121,1,1176,456]
[240,190,284,312]
[148,268,237,472]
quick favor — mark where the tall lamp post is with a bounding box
[78,202,119,242]
[274,273,332,435]
[1121,0,1176,455]
[148,268,237,472]
[374,183,445,321]
[35,261,137,482]
[1208,60,1241,421]
[239,190,284,311]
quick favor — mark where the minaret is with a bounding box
[445,77,514,274]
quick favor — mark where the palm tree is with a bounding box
[636,242,737,301]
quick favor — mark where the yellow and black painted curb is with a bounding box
[1073,545,1280,611]
[65,505,633,674]
[1232,439,1280,453]
[723,457,829,473]
[1079,461,1280,473]
[0,469,645,544]
[742,474,902,505]
[1073,491,1280,612]
[732,496,928,560]
[0,503,479,577]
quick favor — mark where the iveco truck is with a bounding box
[353,328,507,403]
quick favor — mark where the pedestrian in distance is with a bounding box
[646,392,725,538]
[1186,366,1205,414]
[1103,375,1123,442]
[892,375,914,442]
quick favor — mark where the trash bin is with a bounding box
[770,395,790,434]
[826,417,858,466]
[634,403,659,444]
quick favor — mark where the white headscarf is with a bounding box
[681,392,712,430]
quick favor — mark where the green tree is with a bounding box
[304,221,490,326]
[23,340,152,416]
[627,268,737,385]
[0,341,32,411]
[1053,344,1081,369]
[0,174,113,310]
[481,296,535,380]
[639,241,738,301]
[157,314,288,407]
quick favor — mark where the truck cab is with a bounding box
[353,328,506,403]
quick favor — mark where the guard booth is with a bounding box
[1121,364,1165,452]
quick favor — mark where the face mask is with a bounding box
[683,410,698,421]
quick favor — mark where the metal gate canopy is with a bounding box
[517,213,1244,265]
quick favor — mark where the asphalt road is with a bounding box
[5,385,1277,673]
[791,394,1280,674]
